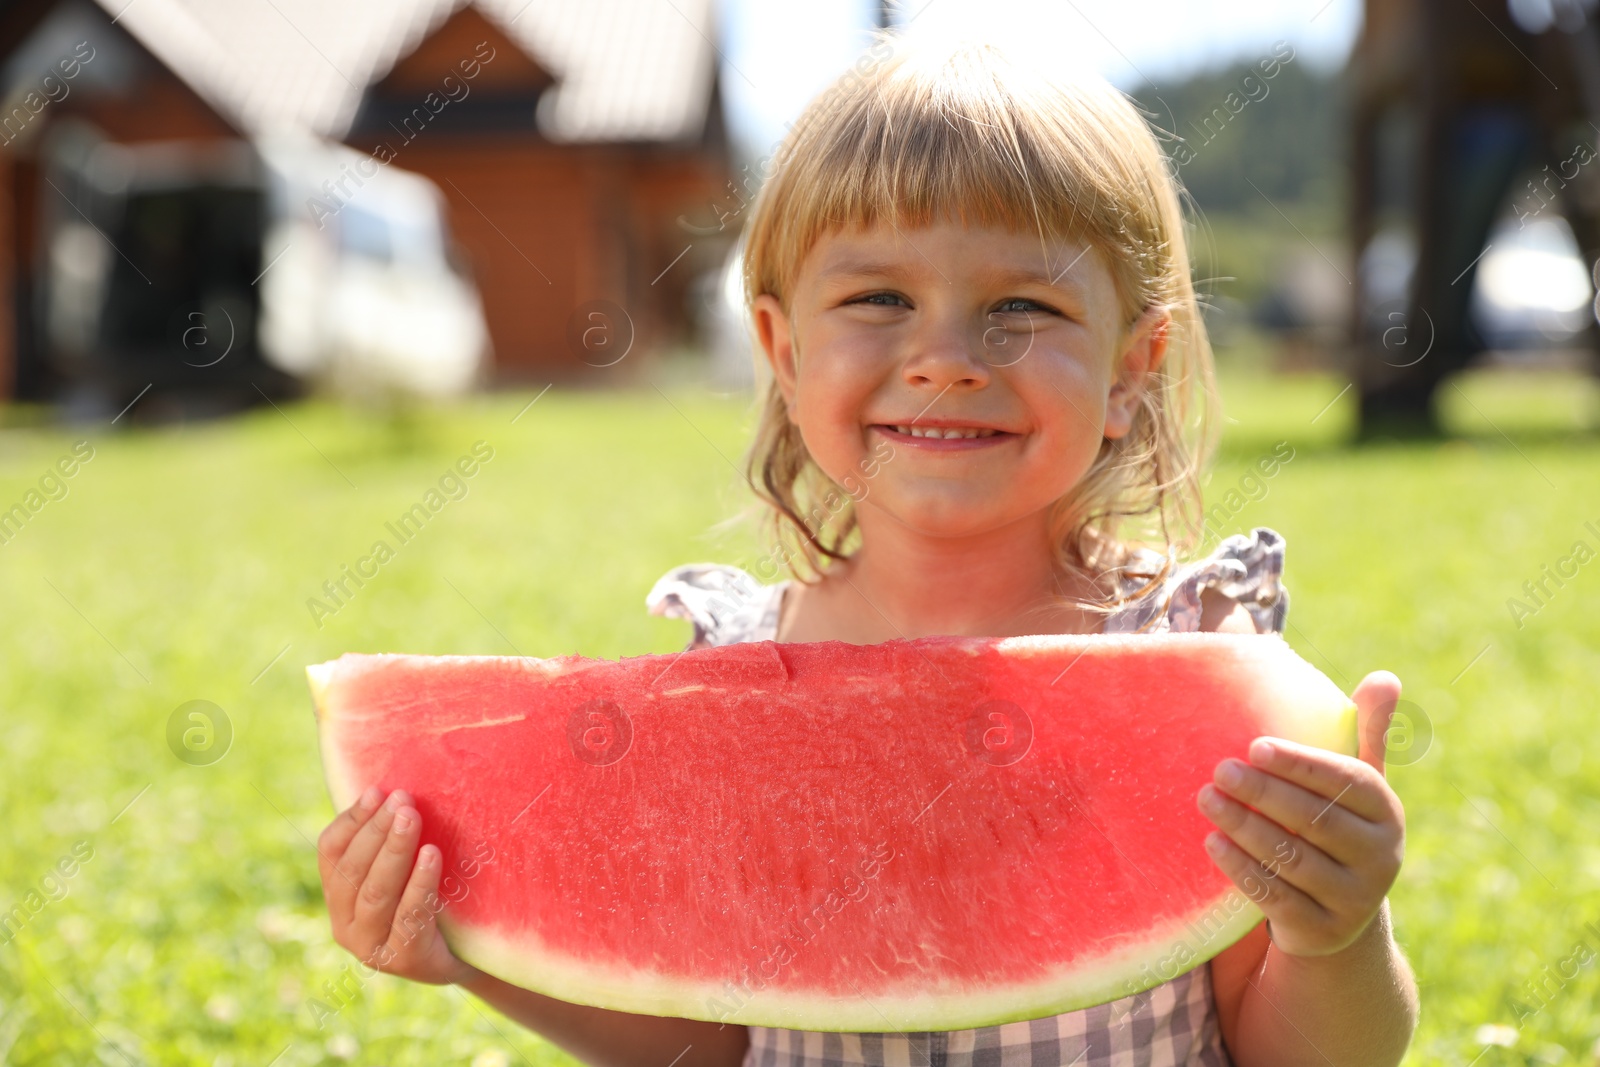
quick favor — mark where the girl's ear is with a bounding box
[752,294,799,419]
[1104,306,1170,440]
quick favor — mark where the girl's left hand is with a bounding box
[1197,670,1406,958]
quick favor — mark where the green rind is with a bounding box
[442,889,1266,1031]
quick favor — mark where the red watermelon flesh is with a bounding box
[309,633,1357,1031]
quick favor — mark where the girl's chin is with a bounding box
[857,494,1042,541]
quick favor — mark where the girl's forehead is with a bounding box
[801,219,1105,287]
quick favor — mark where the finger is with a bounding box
[1246,738,1393,824]
[316,783,385,921]
[1198,784,1352,899]
[1352,671,1401,776]
[387,843,452,969]
[1208,759,1373,866]
[332,790,412,908]
[1203,830,1327,930]
[318,787,382,869]
[353,804,422,936]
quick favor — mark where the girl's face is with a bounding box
[753,218,1169,543]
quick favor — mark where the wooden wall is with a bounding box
[359,136,730,380]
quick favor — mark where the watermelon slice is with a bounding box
[309,634,1357,1032]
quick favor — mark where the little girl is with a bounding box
[316,37,1418,1067]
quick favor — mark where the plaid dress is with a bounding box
[646,528,1288,1067]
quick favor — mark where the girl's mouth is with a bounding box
[870,423,1017,448]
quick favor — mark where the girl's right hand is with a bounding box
[316,786,481,986]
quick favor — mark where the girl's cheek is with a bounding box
[797,362,871,437]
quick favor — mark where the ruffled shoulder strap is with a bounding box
[1103,527,1289,635]
[646,563,788,650]
[649,532,1286,646]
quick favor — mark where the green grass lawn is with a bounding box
[1,368,1597,1066]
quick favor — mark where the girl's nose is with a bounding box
[899,319,994,390]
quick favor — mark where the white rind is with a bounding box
[445,889,1266,1031]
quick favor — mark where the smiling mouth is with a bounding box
[871,422,1016,443]
[890,424,999,439]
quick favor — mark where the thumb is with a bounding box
[1352,670,1402,776]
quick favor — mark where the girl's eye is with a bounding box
[855,292,908,308]
[994,298,1053,314]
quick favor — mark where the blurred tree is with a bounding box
[1128,60,1347,220]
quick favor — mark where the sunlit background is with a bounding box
[1,1,1598,1065]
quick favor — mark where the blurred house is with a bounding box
[0,0,730,408]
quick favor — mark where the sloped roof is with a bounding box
[89,0,718,142]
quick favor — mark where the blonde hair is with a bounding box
[740,35,1219,611]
